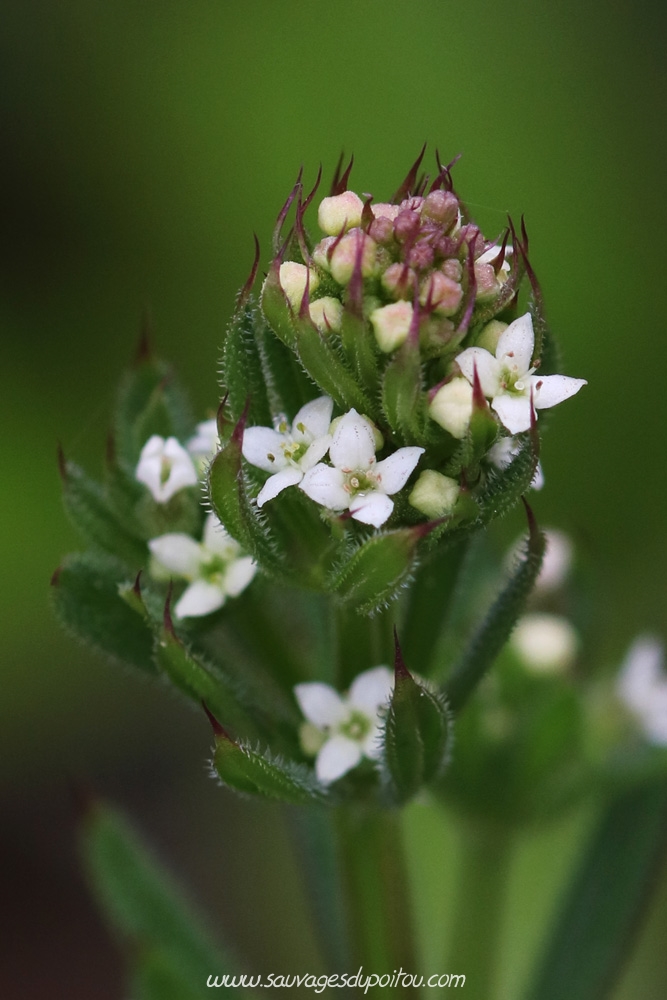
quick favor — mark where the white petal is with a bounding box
[223,556,257,597]
[531,461,545,490]
[292,396,334,441]
[349,491,394,527]
[361,722,385,760]
[174,580,225,618]
[241,426,288,472]
[202,513,240,557]
[492,392,534,434]
[373,447,425,495]
[531,374,587,410]
[641,707,667,746]
[496,313,534,372]
[618,637,665,710]
[256,467,303,506]
[329,409,377,471]
[294,682,348,727]
[187,419,219,458]
[477,244,513,265]
[349,666,394,715]
[300,434,332,472]
[300,464,349,510]
[315,735,363,784]
[455,347,501,397]
[136,436,197,503]
[148,534,202,578]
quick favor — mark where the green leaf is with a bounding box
[339,305,379,400]
[211,725,325,804]
[80,802,241,993]
[207,419,285,578]
[381,335,425,443]
[155,608,259,740]
[220,300,272,428]
[443,501,545,711]
[524,781,667,1000]
[382,643,452,804]
[329,526,426,615]
[130,948,209,1000]
[292,314,376,417]
[52,552,156,674]
[114,354,195,468]
[254,317,315,419]
[260,261,298,349]
[60,457,147,567]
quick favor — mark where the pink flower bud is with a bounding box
[368,216,395,244]
[421,190,459,228]
[381,262,415,300]
[407,242,434,271]
[394,209,421,244]
[329,229,378,285]
[420,271,463,316]
[442,259,463,282]
[474,262,500,300]
[371,203,400,222]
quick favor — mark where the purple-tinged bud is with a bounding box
[312,236,336,270]
[399,196,425,214]
[279,261,320,311]
[393,209,421,244]
[368,216,395,244]
[429,377,474,439]
[309,296,343,333]
[370,300,414,353]
[329,229,377,285]
[474,262,500,301]
[420,271,463,316]
[459,224,484,255]
[407,242,434,271]
[317,191,364,235]
[421,190,459,228]
[372,203,400,222]
[442,259,463,282]
[382,262,415,300]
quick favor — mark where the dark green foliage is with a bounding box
[211,730,326,804]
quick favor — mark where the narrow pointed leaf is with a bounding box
[381,337,425,443]
[254,314,314,419]
[220,300,272,428]
[51,552,156,674]
[524,781,667,1000]
[114,356,195,467]
[293,315,375,417]
[339,306,379,399]
[382,638,451,803]
[260,262,298,349]
[444,502,545,711]
[330,527,425,615]
[400,539,467,676]
[80,802,241,991]
[60,458,147,567]
[211,728,325,804]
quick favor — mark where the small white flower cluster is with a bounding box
[294,666,394,783]
[616,637,667,746]
[134,421,256,618]
[241,398,424,529]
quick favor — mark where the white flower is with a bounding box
[536,529,573,591]
[294,666,394,783]
[511,613,579,673]
[241,397,334,507]
[186,419,219,462]
[148,513,257,619]
[300,409,424,528]
[487,435,545,490]
[617,637,667,745]
[455,313,587,434]
[135,435,198,503]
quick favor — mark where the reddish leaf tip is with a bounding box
[236,234,261,310]
[393,627,412,681]
[135,309,153,363]
[163,582,177,636]
[56,442,67,481]
[202,701,232,740]
[50,565,63,587]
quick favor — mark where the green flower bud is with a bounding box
[309,296,343,333]
[429,377,473,439]
[317,190,364,235]
[279,261,320,311]
[409,470,460,518]
[370,301,414,353]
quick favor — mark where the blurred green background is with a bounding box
[2,0,666,996]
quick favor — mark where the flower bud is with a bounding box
[382,262,415,300]
[442,259,462,282]
[308,296,343,333]
[474,262,501,300]
[312,236,337,270]
[370,301,414,353]
[368,216,395,244]
[409,469,460,518]
[394,209,421,244]
[475,319,507,353]
[279,261,320,311]
[317,190,364,235]
[420,271,463,316]
[407,242,434,271]
[421,190,459,228]
[371,203,400,222]
[329,229,378,285]
[511,614,579,673]
[429,377,474,439]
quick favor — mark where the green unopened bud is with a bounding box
[409,470,460,518]
[329,230,378,285]
[476,319,508,353]
[370,301,414,353]
[429,377,473,439]
[309,296,343,333]
[279,261,320,311]
[317,191,364,235]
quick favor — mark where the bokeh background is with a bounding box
[2,0,666,996]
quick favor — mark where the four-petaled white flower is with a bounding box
[617,636,667,746]
[241,397,334,507]
[455,313,587,434]
[148,513,257,618]
[300,409,424,528]
[294,666,394,784]
[135,435,198,503]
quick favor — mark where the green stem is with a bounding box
[335,604,394,689]
[336,805,417,988]
[446,823,512,1000]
